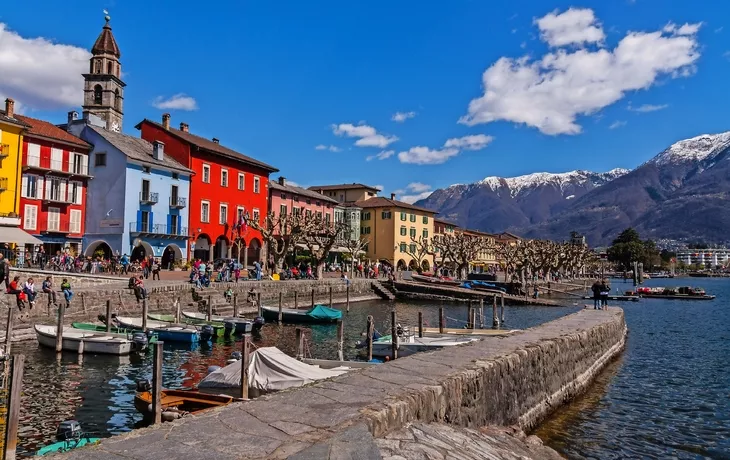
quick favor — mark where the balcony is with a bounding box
[129,222,189,239]
[24,155,91,178]
[0,177,8,191]
[42,222,80,235]
[42,194,73,205]
[139,192,159,204]
[0,144,9,158]
[169,196,187,208]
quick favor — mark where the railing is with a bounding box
[43,194,72,204]
[139,192,159,204]
[129,222,188,236]
[169,196,186,208]
[0,144,9,157]
[42,221,80,234]
[0,177,7,191]
[24,154,89,176]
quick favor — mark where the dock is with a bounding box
[394,280,567,306]
[420,327,518,336]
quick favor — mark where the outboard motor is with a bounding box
[57,420,81,441]
[223,321,236,337]
[136,379,151,393]
[207,365,221,375]
[132,332,149,352]
[230,351,242,361]
[200,325,214,341]
[253,316,265,330]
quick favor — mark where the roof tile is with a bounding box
[15,114,90,149]
[354,197,436,214]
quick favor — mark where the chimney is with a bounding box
[278,176,286,186]
[162,113,171,130]
[153,141,165,161]
[212,138,219,144]
[390,192,396,200]
[180,122,189,133]
[67,110,79,125]
[4,98,15,118]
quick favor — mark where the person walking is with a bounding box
[0,253,9,291]
[152,259,161,281]
[120,253,129,275]
[42,276,57,306]
[600,279,610,310]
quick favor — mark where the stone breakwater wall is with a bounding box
[55,308,626,459]
[8,268,125,287]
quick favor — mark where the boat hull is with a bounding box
[35,325,138,355]
[134,389,233,420]
[181,311,253,333]
[147,314,227,337]
[260,306,339,324]
[641,294,715,300]
[115,317,199,343]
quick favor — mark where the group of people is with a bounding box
[591,279,612,310]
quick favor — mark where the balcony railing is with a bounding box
[169,196,186,208]
[0,177,8,191]
[24,154,90,176]
[0,144,9,158]
[43,194,72,205]
[129,222,188,237]
[42,221,80,234]
[139,192,159,204]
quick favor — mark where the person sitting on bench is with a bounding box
[42,276,57,306]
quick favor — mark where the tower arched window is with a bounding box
[114,89,120,110]
[94,60,101,74]
[94,85,103,105]
[107,61,113,74]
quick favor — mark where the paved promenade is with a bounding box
[55,307,626,459]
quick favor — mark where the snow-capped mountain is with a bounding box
[478,169,629,198]
[649,132,730,166]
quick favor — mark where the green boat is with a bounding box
[146,313,227,337]
[37,436,100,456]
[71,322,159,344]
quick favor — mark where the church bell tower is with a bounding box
[82,15,125,132]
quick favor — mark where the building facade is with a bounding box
[68,122,193,264]
[463,229,497,272]
[269,177,337,223]
[17,114,91,256]
[308,183,379,204]
[137,114,278,264]
[676,249,730,268]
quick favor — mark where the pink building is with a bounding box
[268,177,337,227]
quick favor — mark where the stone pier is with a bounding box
[54,307,627,459]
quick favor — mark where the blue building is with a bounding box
[69,119,193,265]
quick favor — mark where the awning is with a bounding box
[0,226,43,246]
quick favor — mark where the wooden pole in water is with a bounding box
[479,298,484,329]
[233,293,238,318]
[257,292,262,317]
[547,281,551,295]
[492,295,499,328]
[500,292,505,323]
[55,303,65,353]
[467,300,473,329]
[295,327,303,360]
[418,311,423,338]
[152,341,163,424]
[470,309,477,331]
[3,354,25,460]
[337,320,344,361]
[294,291,298,309]
[366,315,374,362]
[142,299,148,332]
[311,289,315,308]
[80,293,86,313]
[175,297,181,324]
[346,285,350,312]
[240,335,250,400]
[390,309,398,360]
[278,293,283,323]
[329,287,333,307]
[439,307,444,333]
[207,295,212,321]
[105,300,112,333]
[4,307,13,357]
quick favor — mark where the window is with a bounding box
[362,212,371,220]
[423,229,429,239]
[400,243,406,253]
[325,213,331,223]
[22,175,41,199]
[422,216,429,224]
[410,214,416,222]
[410,228,416,238]
[202,164,210,183]
[170,214,179,235]
[221,169,228,187]
[252,208,260,223]
[292,207,301,217]
[27,143,40,167]
[219,204,228,225]
[51,148,63,171]
[172,172,179,180]
[238,173,245,190]
[253,176,260,193]
[361,226,371,235]
[400,226,407,236]
[140,210,150,232]
[400,212,407,221]
[171,185,179,203]
[201,201,210,223]
[94,85,103,105]
[23,205,37,231]
[47,207,61,232]
[94,152,107,166]
[279,204,288,216]
[71,153,86,175]
[69,209,82,234]
[107,61,113,74]
[114,88,121,110]
[316,211,322,220]
[410,243,416,253]
[143,166,151,174]
[69,181,83,205]
[236,207,245,222]
[305,209,312,218]
[381,211,392,219]
[306,199,311,205]
[141,179,150,201]
[47,177,63,201]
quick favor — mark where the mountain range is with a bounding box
[415,131,730,246]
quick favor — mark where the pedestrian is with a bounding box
[134,275,147,302]
[120,253,129,275]
[23,277,37,309]
[591,280,601,309]
[152,258,161,280]
[0,253,9,291]
[600,279,610,310]
[254,260,262,281]
[234,264,240,283]
[42,276,57,305]
[61,278,73,307]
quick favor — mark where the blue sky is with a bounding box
[1,1,728,202]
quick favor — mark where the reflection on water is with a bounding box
[5,298,577,457]
[536,278,730,459]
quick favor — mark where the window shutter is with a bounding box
[82,155,88,175]
[137,210,142,232]
[37,177,44,200]
[149,211,154,229]
[30,206,37,230]
[44,180,52,200]
[60,181,67,202]
[20,176,27,198]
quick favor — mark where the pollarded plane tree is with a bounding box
[298,214,350,279]
[244,211,307,271]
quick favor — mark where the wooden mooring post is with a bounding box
[141,299,148,332]
[240,335,250,400]
[439,307,444,333]
[311,289,315,308]
[295,327,304,360]
[257,293,262,317]
[492,295,500,328]
[500,292,505,323]
[207,295,212,321]
[346,285,350,312]
[337,320,344,361]
[329,287,333,307]
[4,307,13,357]
[294,291,298,309]
[152,342,163,424]
[390,310,398,360]
[470,308,476,331]
[278,294,283,323]
[3,354,25,460]
[418,311,423,338]
[105,300,112,333]
[479,298,484,328]
[467,300,473,329]
[55,303,65,353]
[232,293,238,318]
[80,293,86,313]
[366,315,374,362]
[175,297,181,324]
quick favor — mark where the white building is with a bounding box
[676,249,730,267]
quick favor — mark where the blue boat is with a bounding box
[114,316,200,343]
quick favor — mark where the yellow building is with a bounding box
[308,183,379,203]
[464,229,497,272]
[356,193,435,271]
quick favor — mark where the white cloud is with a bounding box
[443,134,494,151]
[628,103,668,112]
[366,150,395,161]
[398,146,460,165]
[0,23,90,110]
[152,94,198,111]
[460,9,701,135]
[400,191,433,204]
[373,184,384,192]
[315,144,341,152]
[332,123,398,148]
[534,8,605,47]
[609,120,627,129]
[392,111,417,123]
[397,182,434,203]
[406,182,431,193]
[663,22,703,36]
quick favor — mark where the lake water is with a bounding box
[7,298,577,458]
[536,277,730,459]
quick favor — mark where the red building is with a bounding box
[136,114,278,265]
[17,115,91,256]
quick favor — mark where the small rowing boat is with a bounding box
[410,273,460,286]
[147,313,227,337]
[635,286,716,300]
[34,324,149,355]
[134,387,234,421]
[359,332,480,358]
[260,305,341,324]
[181,311,254,333]
[114,316,200,343]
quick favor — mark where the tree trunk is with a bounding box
[458,263,468,280]
[316,261,325,279]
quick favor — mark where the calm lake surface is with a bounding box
[9,298,577,457]
[536,277,730,459]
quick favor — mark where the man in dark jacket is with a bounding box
[591,280,602,309]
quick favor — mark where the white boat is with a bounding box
[34,324,147,356]
[114,316,200,343]
[368,334,480,358]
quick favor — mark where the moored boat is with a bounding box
[410,273,460,286]
[36,420,100,456]
[635,286,715,300]
[114,316,200,342]
[34,325,149,355]
[147,313,227,337]
[134,387,234,421]
[360,332,480,358]
[260,305,341,324]
[181,311,255,334]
